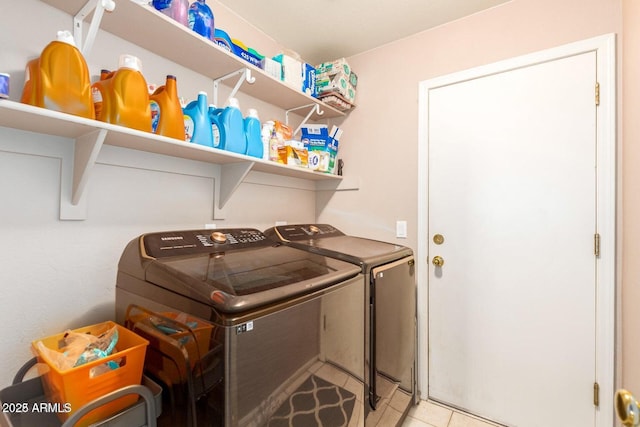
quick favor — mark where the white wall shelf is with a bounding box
[0,100,347,220]
[9,0,358,221]
[41,0,347,120]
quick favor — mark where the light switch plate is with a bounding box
[396,220,407,238]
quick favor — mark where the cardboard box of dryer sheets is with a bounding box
[301,124,342,174]
[302,63,317,97]
[273,53,303,90]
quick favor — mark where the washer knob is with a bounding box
[210,231,227,244]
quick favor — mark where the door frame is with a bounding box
[417,34,616,425]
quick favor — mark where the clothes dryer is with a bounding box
[264,224,417,425]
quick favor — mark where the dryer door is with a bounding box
[369,257,417,410]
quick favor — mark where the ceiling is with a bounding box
[216,0,511,65]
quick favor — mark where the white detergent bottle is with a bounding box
[261,121,274,160]
[244,108,263,158]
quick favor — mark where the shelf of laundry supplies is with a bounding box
[0,100,343,182]
[39,0,348,120]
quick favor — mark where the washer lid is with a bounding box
[265,224,413,267]
[137,229,360,313]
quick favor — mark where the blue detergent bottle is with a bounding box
[188,0,214,41]
[244,108,263,158]
[219,98,247,154]
[208,104,226,149]
[183,91,213,147]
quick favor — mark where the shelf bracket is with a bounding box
[72,129,107,206]
[212,68,256,107]
[59,129,107,220]
[73,0,116,56]
[285,104,325,137]
[215,161,254,214]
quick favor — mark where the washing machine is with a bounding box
[264,224,417,425]
[116,228,366,427]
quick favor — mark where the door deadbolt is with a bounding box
[433,234,445,245]
[432,256,444,267]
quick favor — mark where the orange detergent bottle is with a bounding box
[149,75,185,140]
[91,54,151,132]
[92,69,113,119]
[21,31,95,119]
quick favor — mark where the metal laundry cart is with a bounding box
[0,358,161,427]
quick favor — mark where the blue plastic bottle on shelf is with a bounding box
[219,98,247,154]
[208,104,226,149]
[183,91,213,147]
[188,0,214,41]
[244,108,263,158]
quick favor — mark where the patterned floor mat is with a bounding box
[267,375,356,427]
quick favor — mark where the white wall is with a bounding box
[319,0,623,253]
[0,0,316,386]
[621,0,640,400]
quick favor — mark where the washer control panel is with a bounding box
[270,224,344,241]
[142,228,270,258]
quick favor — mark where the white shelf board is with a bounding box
[0,100,343,182]
[0,100,345,220]
[40,0,346,119]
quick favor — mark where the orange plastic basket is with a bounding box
[31,321,148,427]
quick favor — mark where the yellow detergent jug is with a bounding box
[92,69,113,119]
[92,55,151,132]
[21,31,95,119]
[149,75,185,140]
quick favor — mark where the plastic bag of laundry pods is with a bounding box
[35,324,119,374]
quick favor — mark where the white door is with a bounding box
[424,49,604,426]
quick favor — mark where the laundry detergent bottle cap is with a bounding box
[150,75,185,140]
[21,30,95,119]
[119,54,142,71]
[208,104,227,149]
[91,54,151,131]
[56,30,76,45]
[188,0,214,41]
[183,91,214,147]
[244,108,263,158]
[219,97,246,154]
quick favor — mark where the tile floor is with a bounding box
[403,401,501,427]
[292,358,502,427]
